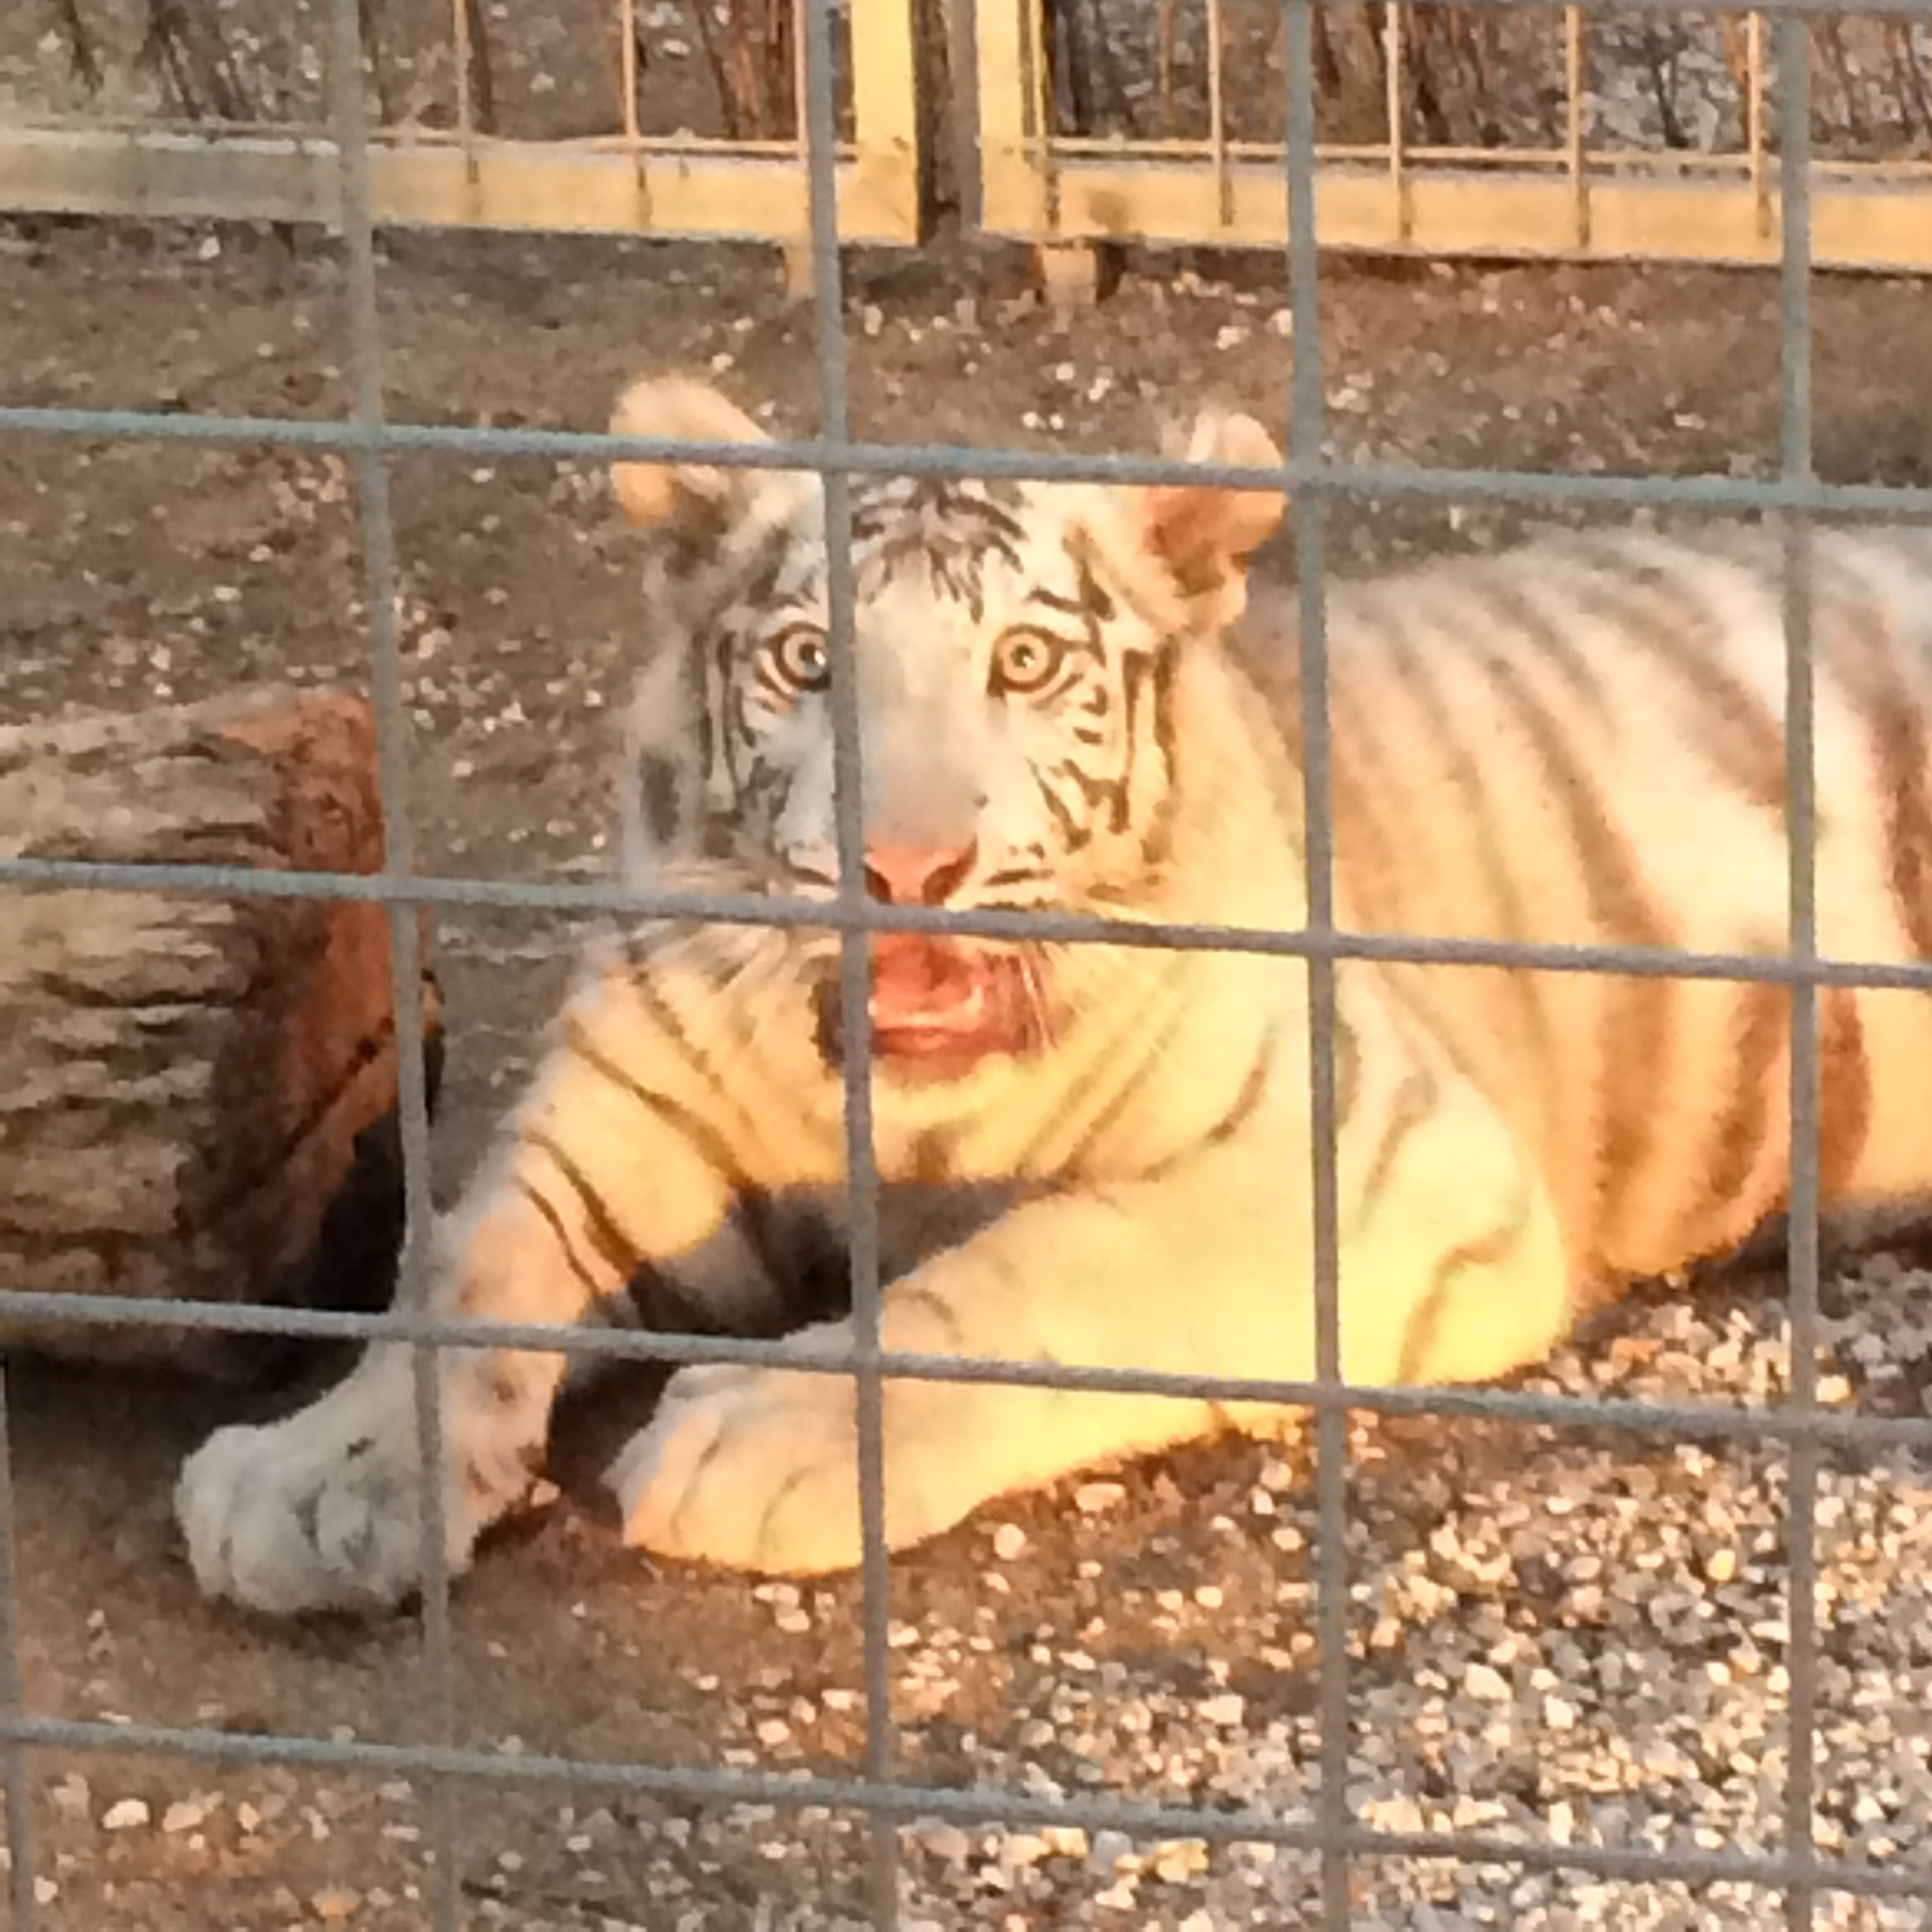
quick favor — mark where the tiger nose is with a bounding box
[863,839,978,906]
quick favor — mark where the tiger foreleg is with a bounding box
[176,957,778,1615]
[609,1159,1308,1573]
[612,1061,1576,1576]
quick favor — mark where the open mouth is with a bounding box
[814,935,1041,1082]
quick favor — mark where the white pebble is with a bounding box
[1462,1662,1511,1702]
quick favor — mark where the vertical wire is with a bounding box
[0,1371,39,1932]
[1384,5,1410,245]
[1207,0,1230,230]
[450,0,476,167]
[799,1,899,1923]
[327,2,458,1925]
[794,0,811,163]
[1564,6,1589,250]
[619,0,642,149]
[1283,2,1349,1923]
[1018,0,1062,238]
[1748,12,1769,238]
[1776,13,1819,1932]
[285,0,310,124]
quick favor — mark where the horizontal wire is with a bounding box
[11,847,1932,992]
[3,402,1932,522]
[4,1284,1923,1452]
[6,1708,1928,1900]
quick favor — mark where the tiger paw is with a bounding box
[608,1326,871,1574]
[174,1349,515,1616]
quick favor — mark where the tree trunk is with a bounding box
[0,688,439,1376]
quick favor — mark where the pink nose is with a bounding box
[863,840,978,906]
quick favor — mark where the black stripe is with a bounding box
[624,1260,726,1339]
[1555,538,1785,814]
[512,1176,610,1304]
[1350,1065,1441,1230]
[1333,1008,1362,1127]
[1309,674,1402,939]
[1486,655,1675,1271]
[600,964,758,1142]
[892,1280,972,1354]
[522,1131,728,1335]
[563,1017,789,1294]
[1018,964,1190,1177]
[1069,541,1118,623]
[1394,1181,1537,1384]
[1032,769,1085,848]
[564,1014,756,1189]
[520,1178,717,1336]
[1825,593,1932,959]
[1697,979,1788,1246]
[525,1128,641,1282]
[1196,1027,1278,1151]
[1136,1023,1281,1183]
[1819,987,1872,1200]
[1029,586,1089,619]
[710,632,740,803]
[1125,642,1184,865]
[1468,568,1612,723]
[1057,758,1129,831]
[1377,604,1558,1148]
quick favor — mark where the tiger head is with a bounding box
[608,376,1286,1088]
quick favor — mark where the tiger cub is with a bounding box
[178,375,1932,1615]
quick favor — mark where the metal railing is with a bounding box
[0,0,921,247]
[1,0,1931,1925]
[978,0,1932,270]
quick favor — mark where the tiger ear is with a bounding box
[608,376,790,532]
[1139,408,1286,620]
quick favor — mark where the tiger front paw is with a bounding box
[608,1323,876,1574]
[175,1347,527,1616]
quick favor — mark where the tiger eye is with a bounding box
[990,627,1068,695]
[768,625,830,694]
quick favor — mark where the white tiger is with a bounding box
[178,374,1932,1614]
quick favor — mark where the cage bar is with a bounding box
[972,0,1932,270]
[0,0,922,246]
[1280,5,1353,1923]
[1387,2,1414,242]
[1565,5,1590,247]
[1777,11,1823,1926]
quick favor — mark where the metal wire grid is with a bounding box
[14,0,830,153]
[0,0,911,256]
[1054,0,1926,172]
[1,0,1930,1926]
[978,0,1932,274]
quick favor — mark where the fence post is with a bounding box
[975,0,1117,307]
[848,0,927,247]
[975,0,1043,230]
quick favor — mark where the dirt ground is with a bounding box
[5,216,1932,1929]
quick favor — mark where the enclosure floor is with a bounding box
[4,219,1932,1928]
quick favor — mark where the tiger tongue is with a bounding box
[867,934,984,1032]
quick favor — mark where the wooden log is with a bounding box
[0,689,440,1376]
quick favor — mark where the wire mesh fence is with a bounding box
[3,0,1932,1927]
